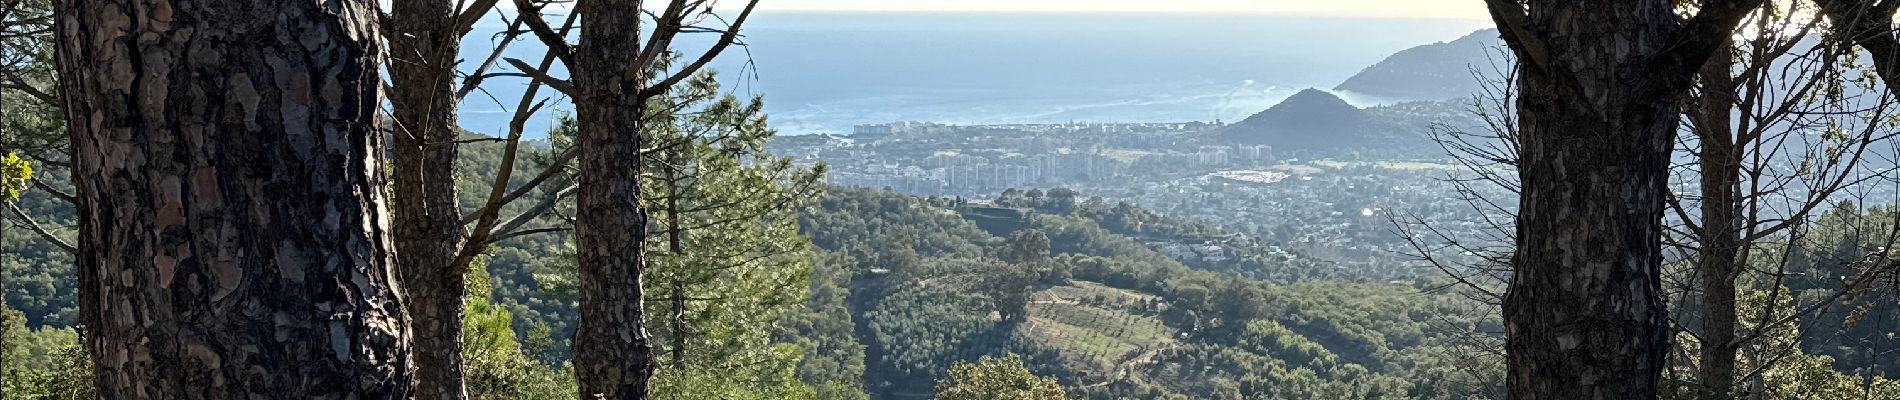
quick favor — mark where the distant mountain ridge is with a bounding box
[1335,29,1504,101]
[1219,88,1377,149]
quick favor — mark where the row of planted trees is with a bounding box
[0,0,820,399]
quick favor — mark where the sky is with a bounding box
[756,0,1489,19]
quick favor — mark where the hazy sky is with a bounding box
[760,0,1489,19]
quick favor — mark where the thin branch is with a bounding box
[505,57,575,95]
[1666,0,1769,71]
[0,74,55,104]
[510,0,573,63]
[455,0,502,35]
[7,203,74,254]
[456,11,528,100]
[489,227,572,243]
[634,0,695,76]
[1816,0,1900,86]
[460,146,579,225]
[636,0,761,97]
[488,184,577,242]
[29,178,73,204]
[1482,0,1550,72]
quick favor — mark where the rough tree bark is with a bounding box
[1485,0,1760,399]
[53,0,411,398]
[569,1,655,398]
[388,1,470,399]
[1693,42,1743,398]
[503,0,758,397]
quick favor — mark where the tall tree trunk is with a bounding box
[53,0,411,398]
[665,140,687,371]
[1693,42,1743,398]
[0,59,10,400]
[388,1,470,399]
[571,1,654,398]
[1490,1,1757,399]
[669,278,687,369]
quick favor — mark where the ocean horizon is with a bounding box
[453,12,1491,137]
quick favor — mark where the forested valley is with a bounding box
[7,0,1900,399]
[11,140,1900,399]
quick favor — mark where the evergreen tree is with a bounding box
[508,0,763,395]
[385,0,481,395]
[994,229,1051,322]
[1003,230,1052,265]
[54,0,413,396]
[534,64,824,399]
[774,250,872,400]
[460,256,574,400]
[1484,1,1762,398]
[1,304,93,400]
[641,66,824,400]
[933,353,1065,400]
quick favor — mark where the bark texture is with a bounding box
[1489,0,1757,399]
[570,2,655,399]
[53,0,411,398]
[388,0,470,398]
[1693,43,1743,398]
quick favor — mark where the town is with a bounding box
[771,119,1505,276]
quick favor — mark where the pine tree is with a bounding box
[506,0,763,396]
[933,353,1065,400]
[386,1,477,396]
[1483,1,1762,397]
[460,256,574,400]
[534,64,825,399]
[53,0,412,396]
[641,65,825,400]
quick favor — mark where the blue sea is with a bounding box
[453,12,1490,137]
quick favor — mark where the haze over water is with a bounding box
[455,12,1489,137]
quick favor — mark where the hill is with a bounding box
[1335,29,1503,101]
[1218,88,1377,149]
[3,139,1505,400]
[788,188,1505,399]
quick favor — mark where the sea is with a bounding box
[452,12,1491,137]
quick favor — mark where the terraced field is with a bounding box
[1018,281,1178,384]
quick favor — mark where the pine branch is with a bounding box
[7,203,73,254]
[637,0,760,97]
